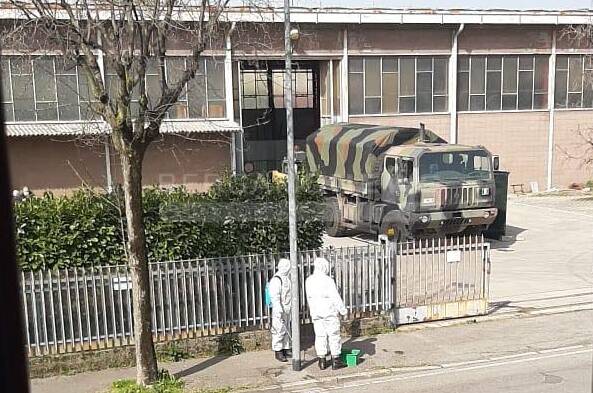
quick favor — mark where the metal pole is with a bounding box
[284,0,301,372]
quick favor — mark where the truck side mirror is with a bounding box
[493,156,500,171]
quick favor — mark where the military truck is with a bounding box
[305,123,498,240]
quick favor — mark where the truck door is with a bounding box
[381,156,398,204]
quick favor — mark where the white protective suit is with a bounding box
[305,257,347,357]
[269,258,292,352]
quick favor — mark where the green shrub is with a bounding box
[15,190,125,271]
[585,179,593,189]
[15,173,325,271]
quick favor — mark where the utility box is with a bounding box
[485,171,509,240]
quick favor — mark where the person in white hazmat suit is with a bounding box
[269,258,292,362]
[305,257,347,370]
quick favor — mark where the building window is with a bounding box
[348,56,448,115]
[1,56,98,122]
[458,55,548,112]
[241,68,315,110]
[241,69,269,110]
[104,57,226,119]
[555,55,593,109]
[271,69,315,109]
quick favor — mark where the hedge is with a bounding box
[15,173,325,271]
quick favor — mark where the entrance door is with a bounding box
[239,60,320,173]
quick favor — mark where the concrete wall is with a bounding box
[553,110,593,188]
[7,137,108,194]
[232,23,344,57]
[459,26,553,53]
[458,111,549,190]
[349,114,451,141]
[8,134,231,195]
[348,26,452,55]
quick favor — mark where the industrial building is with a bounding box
[3,6,593,193]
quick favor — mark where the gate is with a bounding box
[388,235,491,324]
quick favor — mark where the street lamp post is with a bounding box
[284,0,301,372]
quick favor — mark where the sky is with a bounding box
[268,0,593,10]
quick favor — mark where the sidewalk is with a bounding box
[31,309,593,393]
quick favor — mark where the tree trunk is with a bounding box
[120,150,158,385]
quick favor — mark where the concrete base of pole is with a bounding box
[292,358,301,371]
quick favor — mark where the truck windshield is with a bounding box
[419,151,491,182]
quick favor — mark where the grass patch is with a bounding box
[365,325,395,336]
[111,370,184,393]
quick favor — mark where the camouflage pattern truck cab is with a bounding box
[305,123,498,240]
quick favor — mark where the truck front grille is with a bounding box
[436,186,480,209]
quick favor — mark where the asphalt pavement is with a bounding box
[307,347,592,393]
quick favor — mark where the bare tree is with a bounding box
[4,0,234,385]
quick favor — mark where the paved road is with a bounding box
[322,194,593,313]
[488,195,593,312]
[302,347,593,393]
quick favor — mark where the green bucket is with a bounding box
[341,349,361,367]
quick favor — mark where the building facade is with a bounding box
[3,7,593,193]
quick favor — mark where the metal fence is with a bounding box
[20,236,489,357]
[393,235,490,308]
[21,244,392,357]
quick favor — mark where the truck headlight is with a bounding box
[419,215,430,224]
[481,187,490,196]
[422,197,435,205]
[483,211,491,218]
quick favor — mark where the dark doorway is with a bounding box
[240,60,320,172]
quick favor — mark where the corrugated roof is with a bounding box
[4,5,593,25]
[158,120,242,134]
[4,122,106,137]
[4,120,242,137]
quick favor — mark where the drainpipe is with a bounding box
[103,133,113,193]
[341,27,349,122]
[96,41,113,192]
[449,23,464,144]
[546,30,557,191]
[225,22,239,174]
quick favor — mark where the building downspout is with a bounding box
[225,22,240,174]
[547,30,557,191]
[103,134,113,193]
[95,41,113,192]
[341,26,349,122]
[449,23,464,144]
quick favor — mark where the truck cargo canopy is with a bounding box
[305,123,445,182]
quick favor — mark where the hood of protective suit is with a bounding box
[276,258,291,277]
[313,257,329,275]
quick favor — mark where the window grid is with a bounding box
[269,69,315,109]
[57,59,82,121]
[2,56,95,122]
[460,55,547,112]
[555,55,593,109]
[104,57,225,119]
[241,69,269,110]
[349,56,448,115]
[2,59,15,121]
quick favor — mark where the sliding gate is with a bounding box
[388,235,491,325]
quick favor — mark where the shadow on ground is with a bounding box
[487,225,527,250]
[174,355,230,378]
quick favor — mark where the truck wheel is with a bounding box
[380,211,408,243]
[325,198,347,237]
